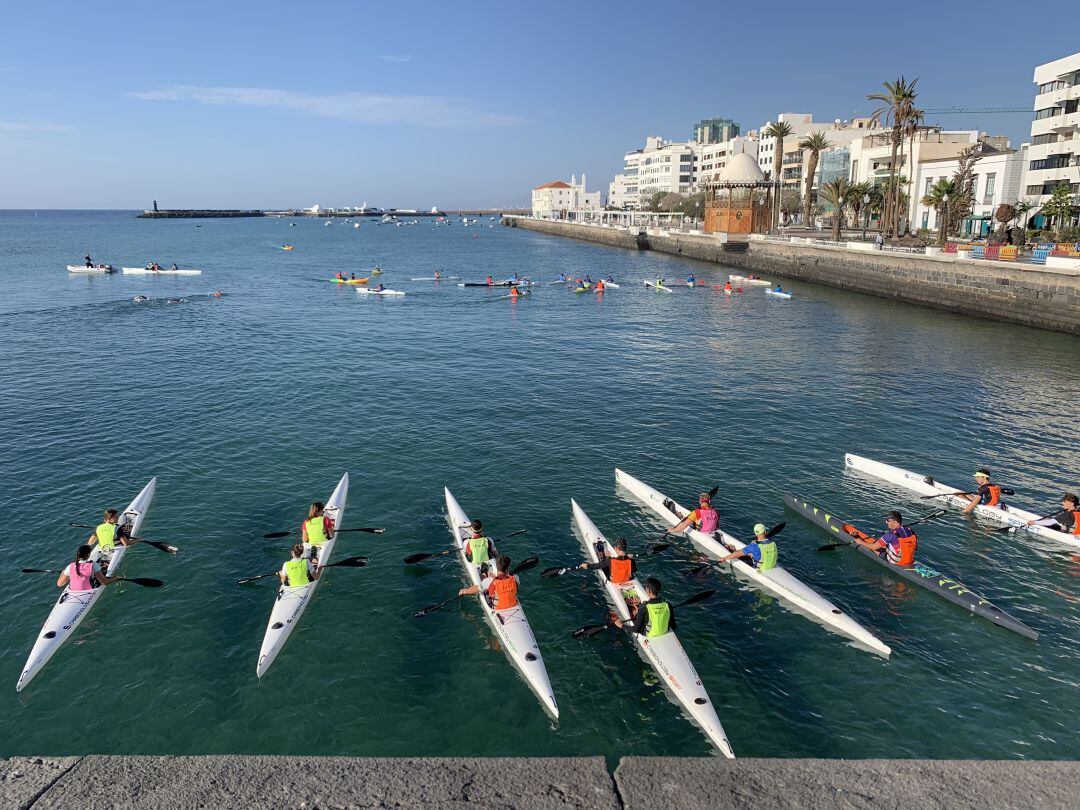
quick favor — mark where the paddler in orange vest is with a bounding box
[963,469,1005,513]
[723,281,733,293]
[458,554,519,610]
[509,285,522,299]
[1025,492,1080,537]
[577,537,636,584]
[301,501,336,565]
[668,493,720,535]
[858,510,917,565]
[595,278,605,292]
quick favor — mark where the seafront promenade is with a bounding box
[4,756,1079,809]
[505,216,1080,335]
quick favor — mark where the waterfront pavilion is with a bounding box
[703,153,774,238]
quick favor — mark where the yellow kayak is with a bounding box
[332,278,369,284]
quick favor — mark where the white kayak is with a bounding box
[844,454,1080,550]
[729,275,771,286]
[765,290,792,299]
[615,469,891,657]
[17,478,158,692]
[410,276,460,281]
[644,281,673,293]
[356,288,405,296]
[122,267,203,275]
[571,499,734,757]
[256,472,349,677]
[600,281,620,289]
[67,264,115,274]
[444,487,558,717]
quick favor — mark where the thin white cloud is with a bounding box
[0,120,72,132]
[379,54,412,63]
[130,85,521,129]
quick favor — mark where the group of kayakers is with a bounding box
[279,501,336,585]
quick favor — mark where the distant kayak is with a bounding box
[356,288,405,297]
[122,267,202,276]
[332,278,369,284]
[67,264,115,274]
[730,275,770,286]
[410,276,460,281]
[644,281,673,293]
[573,285,592,293]
[133,295,150,303]
[765,290,792,299]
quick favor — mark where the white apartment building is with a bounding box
[1027,51,1080,226]
[912,143,1027,235]
[697,135,760,187]
[607,136,701,209]
[531,174,601,219]
[757,114,881,193]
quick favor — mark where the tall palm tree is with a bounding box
[764,120,794,229]
[921,178,958,246]
[820,178,855,242]
[849,181,876,234]
[868,77,919,239]
[902,106,925,234]
[798,132,833,227]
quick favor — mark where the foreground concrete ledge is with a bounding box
[614,758,1080,810]
[5,756,1080,809]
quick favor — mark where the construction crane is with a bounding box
[922,107,1031,114]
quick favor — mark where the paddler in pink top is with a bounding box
[668,493,720,535]
[56,544,117,591]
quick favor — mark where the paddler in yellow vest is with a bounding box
[462,519,495,568]
[714,523,779,571]
[279,543,320,587]
[612,577,676,637]
[86,509,133,560]
[301,501,336,565]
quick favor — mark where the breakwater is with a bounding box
[504,217,1080,335]
[3,756,1077,808]
[136,209,262,219]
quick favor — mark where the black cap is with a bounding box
[886,511,903,523]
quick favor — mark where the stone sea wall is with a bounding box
[3,756,1078,809]
[505,217,1080,336]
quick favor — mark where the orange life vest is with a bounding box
[488,574,519,609]
[1067,509,1080,536]
[885,527,918,566]
[608,556,632,585]
[981,484,1003,507]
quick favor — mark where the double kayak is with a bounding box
[615,469,890,656]
[845,453,1080,550]
[17,478,158,691]
[643,281,673,293]
[356,288,405,296]
[784,495,1038,640]
[121,267,203,275]
[730,275,771,286]
[410,276,460,281]
[67,264,115,274]
[256,473,349,677]
[571,499,734,757]
[458,281,534,288]
[332,277,369,284]
[444,488,558,718]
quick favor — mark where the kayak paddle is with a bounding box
[816,510,947,552]
[541,543,672,579]
[992,509,1060,533]
[687,523,786,574]
[920,489,1014,500]
[67,524,178,554]
[403,529,527,564]
[571,589,717,638]
[236,555,369,585]
[414,555,539,617]
[262,527,385,539]
[20,569,164,587]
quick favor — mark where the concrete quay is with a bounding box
[504,217,1080,336]
[3,756,1079,809]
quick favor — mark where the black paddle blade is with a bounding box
[678,589,717,608]
[413,598,453,618]
[511,556,540,575]
[540,566,569,579]
[708,485,719,499]
[345,527,386,534]
[21,568,57,574]
[816,543,845,552]
[571,623,609,639]
[118,577,164,588]
[262,531,292,539]
[142,540,179,554]
[765,522,786,539]
[648,543,671,554]
[500,529,528,541]
[331,556,369,568]
[236,571,277,585]
[404,552,436,565]
[68,523,95,529]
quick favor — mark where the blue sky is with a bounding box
[1,0,1075,209]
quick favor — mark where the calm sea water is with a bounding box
[1,210,1078,759]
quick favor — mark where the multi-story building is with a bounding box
[531,174,601,219]
[1027,51,1080,227]
[693,117,740,144]
[697,135,760,187]
[607,136,701,210]
[911,142,1027,236]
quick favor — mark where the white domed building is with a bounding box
[704,153,775,238]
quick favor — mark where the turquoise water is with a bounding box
[1,210,1078,759]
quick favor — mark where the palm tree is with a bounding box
[902,106,924,234]
[849,181,877,234]
[921,178,957,246]
[868,77,919,238]
[764,120,794,229]
[819,178,855,242]
[798,132,833,227]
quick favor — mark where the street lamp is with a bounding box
[862,193,871,240]
[940,193,949,248]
